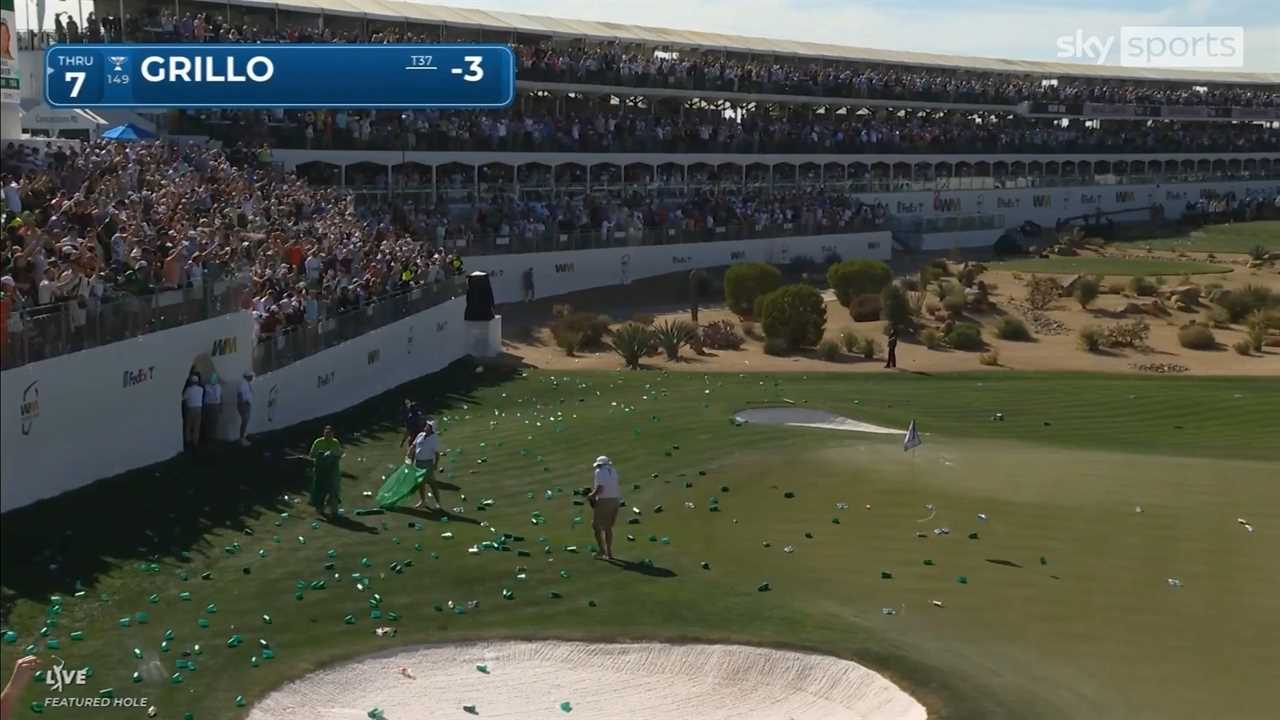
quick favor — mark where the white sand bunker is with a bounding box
[248,641,926,720]
[735,407,900,435]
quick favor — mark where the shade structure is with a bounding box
[100,123,156,141]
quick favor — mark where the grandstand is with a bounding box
[2,0,1278,507]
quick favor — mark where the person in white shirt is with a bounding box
[587,456,621,560]
[202,372,223,442]
[182,374,205,449]
[405,420,444,509]
[236,372,254,446]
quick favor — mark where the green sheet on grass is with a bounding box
[376,464,427,508]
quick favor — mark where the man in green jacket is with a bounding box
[309,425,344,518]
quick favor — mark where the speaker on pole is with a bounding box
[464,271,495,322]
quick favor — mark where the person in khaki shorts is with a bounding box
[587,456,621,560]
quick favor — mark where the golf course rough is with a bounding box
[2,365,1278,719]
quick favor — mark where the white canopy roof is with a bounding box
[262,1,1279,85]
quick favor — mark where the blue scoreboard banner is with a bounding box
[44,44,514,109]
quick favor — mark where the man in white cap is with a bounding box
[587,456,621,560]
[406,419,444,509]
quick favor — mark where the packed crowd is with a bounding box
[40,4,1279,110]
[188,105,1280,155]
[0,140,468,353]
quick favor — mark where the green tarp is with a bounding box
[376,464,427,509]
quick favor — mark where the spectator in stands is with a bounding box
[236,372,253,445]
[182,372,204,449]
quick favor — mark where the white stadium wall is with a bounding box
[247,297,466,434]
[1,312,256,512]
[465,231,892,304]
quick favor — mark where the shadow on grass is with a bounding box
[0,358,529,622]
[386,506,482,526]
[606,558,678,578]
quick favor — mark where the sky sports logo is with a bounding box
[1056,27,1244,68]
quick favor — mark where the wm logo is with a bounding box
[1032,195,1052,208]
[554,262,575,273]
[211,336,238,356]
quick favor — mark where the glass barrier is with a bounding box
[251,278,467,374]
[2,279,249,371]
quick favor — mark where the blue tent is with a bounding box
[100,123,155,141]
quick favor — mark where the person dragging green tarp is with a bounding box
[308,425,344,518]
[376,419,446,510]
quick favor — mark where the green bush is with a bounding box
[828,260,892,307]
[1129,275,1157,297]
[945,323,984,351]
[1218,284,1276,322]
[942,288,966,317]
[850,294,882,322]
[1177,323,1217,350]
[994,316,1033,341]
[760,284,827,349]
[610,323,653,369]
[724,262,782,317]
[1233,339,1254,356]
[817,339,842,361]
[763,337,790,356]
[839,329,860,353]
[857,336,879,360]
[921,328,944,350]
[653,319,697,360]
[1078,325,1104,352]
[555,330,583,356]
[879,284,913,331]
[1074,275,1101,309]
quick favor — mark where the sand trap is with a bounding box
[248,641,926,719]
[734,408,900,435]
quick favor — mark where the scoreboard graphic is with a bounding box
[44,44,515,109]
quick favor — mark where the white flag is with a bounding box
[903,419,922,452]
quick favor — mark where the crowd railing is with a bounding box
[251,277,466,374]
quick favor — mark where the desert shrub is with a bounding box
[653,319,697,360]
[763,337,790,356]
[958,263,986,288]
[550,311,611,351]
[1248,244,1268,261]
[850,293,882,322]
[1208,306,1232,327]
[931,280,952,302]
[921,328,944,350]
[741,321,763,341]
[1105,318,1151,348]
[817,339,842,361]
[701,320,745,350]
[945,322,984,351]
[1074,275,1101,309]
[788,254,819,275]
[1128,275,1157,297]
[879,284,913,331]
[610,323,653,369]
[1026,275,1064,310]
[760,284,827,349]
[631,312,655,326]
[551,303,573,319]
[688,330,704,355]
[899,276,920,292]
[929,259,951,277]
[857,336,879,360]
[827,259,892,307]
[1078,325,1105,352]
[1233,339,1254,356]
[978,349,1000,366]
[1107,280,1127,295]
[1245,314,1266,352]
[942,288,967,317]
[555,330,583,356]
[1177,323,1217,350]
[723,262,782,317]
[839,329,860,353]
[1155,275,1168,287]
[1218,284,1276,322]
[995,316,1033,341]
[1203,281,1224,292]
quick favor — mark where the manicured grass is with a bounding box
[990,256,1231,276]
[3,365,1278,719]
[1128,221,1280,254]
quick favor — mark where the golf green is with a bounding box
[989,256,1231,276]
[1127,222,1280,254]
[3,366,1277,719]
